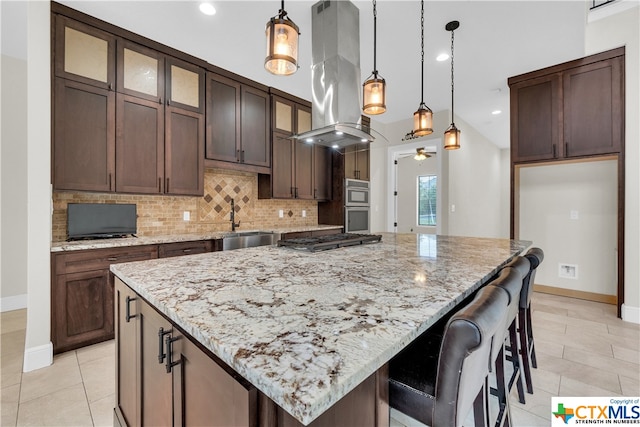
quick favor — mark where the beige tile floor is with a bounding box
[1,292,639,426]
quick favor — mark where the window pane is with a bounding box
[418,175,437,226]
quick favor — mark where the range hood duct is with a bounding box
[294,0,374,149]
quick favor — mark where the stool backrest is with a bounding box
[521,248,545,309]
[433,285,509,426]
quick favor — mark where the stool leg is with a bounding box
[526,305,537,369]
[473,379,488,427]
[508,321,526,404]
[518,310,534,394]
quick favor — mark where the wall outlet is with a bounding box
[278,209,284,218]
[570,210,579,220]
[451,204,456,213]
[183,211,190,221]
[559,263,578,279]
[302,210,306,218]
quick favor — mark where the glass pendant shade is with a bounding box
[363,75,386,115]
[444,123,461,150]
[265,17,299,76]
[413,104,433,136]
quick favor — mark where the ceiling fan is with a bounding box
[413,147,436,160]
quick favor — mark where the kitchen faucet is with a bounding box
[230,198,240,231]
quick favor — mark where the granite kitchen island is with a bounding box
[110,233,531,426]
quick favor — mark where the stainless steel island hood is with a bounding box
[294,0,374,149]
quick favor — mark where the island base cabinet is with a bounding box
[114,280,139,427]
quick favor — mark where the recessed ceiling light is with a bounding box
[332,144,339,149]
[491,110,502,115]
[436,53,449,62]
[199,2,216,16]
[361,138,368,143]
[305,138,314,143]
[335,131,344,135]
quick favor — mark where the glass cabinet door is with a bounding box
[274,98,294,134]
[296,107,312,134]
[166,57,204,113]
[55,16,115,89]
[117,40,164,102]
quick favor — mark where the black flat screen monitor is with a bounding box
[67,203,137,240]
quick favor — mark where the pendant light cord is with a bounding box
[373,0,377,74]
[420,0,425,105]
[450,26,455,121]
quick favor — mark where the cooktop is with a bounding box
[277,233,382,252]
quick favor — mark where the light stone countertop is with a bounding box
[110,233,531,425]
[50,225,343,252]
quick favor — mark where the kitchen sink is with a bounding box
[222,231,278,251]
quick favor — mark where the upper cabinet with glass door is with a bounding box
[117,40,164,103]
[54,16,116,90]
[273,96,311,135]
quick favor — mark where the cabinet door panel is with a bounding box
[206,73,240,162]
[165,107,204,196]
[54,16,115,89]
[241,86,270,167]
[297,106,312,134]
[563,57,623,157]
[356,143,370,181]
[510,74,561,162]
[272,133,294,199]
[174,334,256,426]
[116,94,164,194]
[295,141,313,199]
[54,269,113,352]
[167,58,203,112]
[314,145,331,200]
[274,98,294,133]
[114,279,139,427]
[54,78,115,192]
[139,301,173,426]
[344,146,357,180]
[117,40,164,103]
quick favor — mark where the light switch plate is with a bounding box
[279,209,284,218]
[183,211,190,221]
[302,210,306,217]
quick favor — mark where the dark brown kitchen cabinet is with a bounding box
[205,72,270,172]
[54,78,116,192]
[270,132,296,199]
[158,240,213,258]
[114,278,257,427]
[509,48,624,163]
[314,145,332,201]
[51,245,158,354]
[344,143,370,181]
[53,13,204,195]
[54,15,116,90]
[272,95,312,135]
[115,94,164,194]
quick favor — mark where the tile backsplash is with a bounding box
[52,168,319,242]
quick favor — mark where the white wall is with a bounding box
[499,149,511,239]
[370,110,504,239]
[520,160,618,296]
[586,4,640,322]
[446,115,504,238]
[0,54,29,312]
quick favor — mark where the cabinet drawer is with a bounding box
[158,240,213,258]
[55,245,158,275]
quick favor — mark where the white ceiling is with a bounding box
[7,1,589,148]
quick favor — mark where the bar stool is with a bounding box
[520,247,544,394]
[484,266,525,427]
[389,285,509,427]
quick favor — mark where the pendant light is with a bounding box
[362,0,386,115]
[413,0,433,137]
[264,0,300,76]
[444,21,461,150]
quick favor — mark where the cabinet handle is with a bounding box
[182,249,192,253]
[108,83,113,91]
[241,150,245,163]
[159,97,162,104]
[158,327,171,363]
[552,144,557,158]
[165,335,181,373]
[236,149,241,163]
[565,142,569,156]
[166,178,169,193]
[125,296,137,323]
[158,177,162,193]
[295,187,298,198]
[107,257,118,262]
[109,173,112,191]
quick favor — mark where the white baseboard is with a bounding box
[621,304,640,324]
[0,293,27,312]
[23,342,53,372]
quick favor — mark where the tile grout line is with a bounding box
[75,350,97,427]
